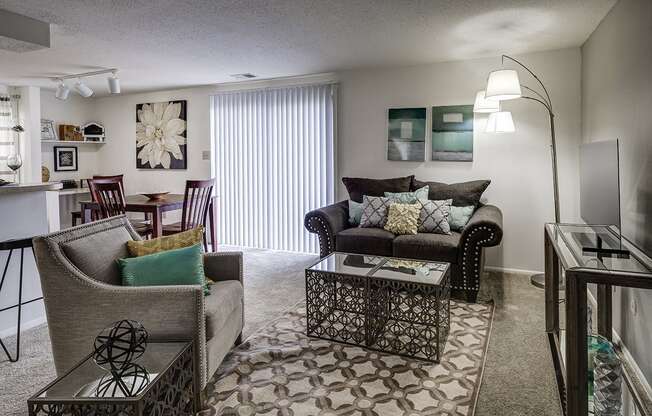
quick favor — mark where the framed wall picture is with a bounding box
[387,108,426,161]
[431,105,474,161]
[41,119,57,141]
[53,146,78,171]
[136,100,187,169]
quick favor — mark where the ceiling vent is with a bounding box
[0,9,50,52]
[230,73,257,80]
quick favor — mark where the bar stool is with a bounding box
[0,237,42,362]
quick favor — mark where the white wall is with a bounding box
[42,49,580,272]
[91,88,212,196]
[337,48,582,271]
[582,0,652,386]
[89,73,337,197]
[40,89,99,182]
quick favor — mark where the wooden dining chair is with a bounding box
[89,178,153,238]
[71,175,126,226]
[162,179,215,251]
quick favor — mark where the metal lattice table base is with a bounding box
[306,269,450,362]
[28,344,195,416]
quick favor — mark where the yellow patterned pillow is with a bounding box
[127,227,204,257]
[384,203,420,235]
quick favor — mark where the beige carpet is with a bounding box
[205,300,494,415]
[0,248,560,416]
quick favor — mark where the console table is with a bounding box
[544,223,652,416]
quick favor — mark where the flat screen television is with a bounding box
[578,139,629,257]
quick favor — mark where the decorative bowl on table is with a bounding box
[141,192,169,201]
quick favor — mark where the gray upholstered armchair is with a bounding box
[32,215,243,398]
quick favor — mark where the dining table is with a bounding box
[79,194,216,244]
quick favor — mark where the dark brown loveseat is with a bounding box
[304,175,503,302]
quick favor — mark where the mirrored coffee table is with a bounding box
[306,252,451,362]
[27,341,195,416]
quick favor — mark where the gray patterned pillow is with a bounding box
[359,196,392,228]
[417,199,452,234]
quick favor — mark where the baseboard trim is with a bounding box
[0,316,47,339]
[485,266,543,275]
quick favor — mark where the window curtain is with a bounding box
[0,95,17,180]
[210,83,337,253]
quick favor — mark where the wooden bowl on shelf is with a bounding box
[141,192,169,201]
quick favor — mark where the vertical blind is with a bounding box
[210,83,337,253]
[0,95,17,180]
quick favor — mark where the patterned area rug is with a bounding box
[204,300,494,416]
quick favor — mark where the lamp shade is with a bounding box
[485,69,521,101]
[486,111,515,133]
[473,91,500,113]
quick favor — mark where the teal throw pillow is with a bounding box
[117,243,209,295]
[385,186,429,203]
[348,200,363,225]
[449,205,475,231]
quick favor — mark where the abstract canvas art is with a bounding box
[431,105,474,161]
[136,100,187,169]
[387,108,426,161]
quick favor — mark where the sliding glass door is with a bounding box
[210,83,337,253]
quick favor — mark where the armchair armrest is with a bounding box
[304,200,350,257]
[203,251,243,284]
[458,204,503,294]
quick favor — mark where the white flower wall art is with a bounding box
[136,100,187,169]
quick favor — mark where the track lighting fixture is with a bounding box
[55,80,70,100]
[108,71,120,94]
[74,79,94,97]
[51,68,121,98]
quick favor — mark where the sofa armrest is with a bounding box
[462,204,503,247]
[304,200,350,257]
[458,204,503,293]
[203,251,243,284]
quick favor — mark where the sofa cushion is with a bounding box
[384,202,420,235]
[205,280,244,340]
[61,225,134,285]
[359,196,392,228]
[417,199,452,234]
[411,179,490,207]
[336,227,395,256]
[126,226,203,257]
[393,232,461,263]
[342,175,414,203]
[384,185,429,203]
[117,243,209,295]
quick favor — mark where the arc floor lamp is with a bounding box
[473,54,560,289]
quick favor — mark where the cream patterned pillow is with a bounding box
[384,203,420,235]
[417,199,452,234]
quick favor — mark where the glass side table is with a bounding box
[28,341,195,416]
[544,223,652,416]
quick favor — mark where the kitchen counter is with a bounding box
[58,187,90,196]
[0,181,61,336]
[0,182,63,195]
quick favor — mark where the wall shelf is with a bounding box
[41,140,105,145]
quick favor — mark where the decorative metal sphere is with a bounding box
[93,319,148,371]
[95,363,151,397]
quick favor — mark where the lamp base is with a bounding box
[530,273,565,291]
